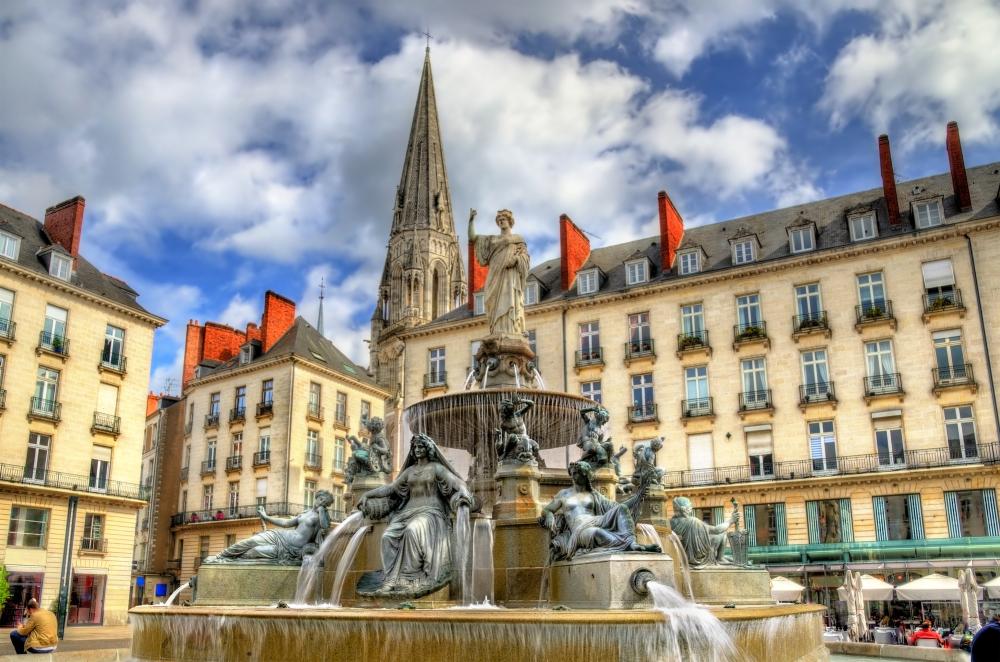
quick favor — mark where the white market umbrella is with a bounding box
[960,569,982,632]
[984,576,1000,599]
[853,571,869,642]
[836,574,895,602]
[770,576,805,602]
[895,573,981,602]
[844,570,861,642]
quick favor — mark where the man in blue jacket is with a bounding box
[971,613,1000,661]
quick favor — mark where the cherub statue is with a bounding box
[578,405,612,468]
[495,394,541,465]
[632,437,665,488]
[344,417,392,485]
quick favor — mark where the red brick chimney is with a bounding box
[146,393,160,417]
[946,121,972,212]
[182,320,204,388]
[245,322,261,343]
[559,214,591,291]
[467,240,488,310]
[657,190,684,270]
[202,322,246,362]
[44,196,86,256]
[878,134,901,227]
[261,290,296,352]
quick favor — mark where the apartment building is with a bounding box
[396,124,1000,615]
[169,291,387,579]
[0,196,165,627]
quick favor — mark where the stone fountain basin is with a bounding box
[130,603,828,662]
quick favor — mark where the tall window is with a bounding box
[875,427,905,467]
[24,433,51,483]
[184,444,191,468]
[525,331,536,358]
[33,367,59,414]
[428,348,446,382]
[678,251,700,275]
[740,358,768,408]
[857,272,886,313]
[577,269,598,295]
[89,446,111,492]
[258,428,271,459]
[581,381,602,403]
[306,429,320,458]
[199,536,210,564]
[732,240,755,264]
[789,226,814,253]
[228,482,239,515]
[806,499,851,544]
[794,283,823,321]
[6,507,48,548]
[680,304,704,337]
[360,400,371,425]
[746,429,773,478]
[335,392,347,423]
[579,322,600,361]
[800,349,831,398]
[744,503,786,546]
[202,484,213,510]
[808,420,837,473]
[82,514,103,549]
[864,340,897,391]
[735,294,761,332]
[335,437,346,469]
[687,433,714,482]
[914,199,943,228]
[42,304,67,349]
[921,259,956,303]
[102,325,125,369]
[684,366,709,414]
[206,438,217,467]
[933,330,967,382]
[944,405,978,460]
[0,231,20,260]
[209,392,221,417]
[308,382,321,416]
[261,379,274,405]
[945,490,1000,538]
[234,386,246,414]
[255,478,267,507]
[849,212,877,241]
[231,432,243,457]
[628,312,651,353]
[0,287,13,338]
[304,480,317,508]
[626,259,648,285]
[631,373,654,417]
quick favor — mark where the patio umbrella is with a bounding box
[983,575,1000,599]
[836,574,895,602]
[844,570,860,642]
[895,573,980,601]
[770,576,805,602]
[960,569,982,632]
[853,570,869,643]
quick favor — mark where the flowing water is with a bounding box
[453,505,472,604]
[293,512,363,604]
[648,581,739,662]
[665,531,695,600]
[159,581,189,606]
[329,524,372,605]
[469,518,495,604]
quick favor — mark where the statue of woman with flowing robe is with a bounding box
[356,433,474,598]
[469,209,530,338]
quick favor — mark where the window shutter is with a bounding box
[944,492,961,538]
[982,489,1000,537]
[907,494,925,540]
[839,499,854,543]
[921,260,955,289]
[873,496,888,542]
[743,505,757,547]
[746,429,773,457]
[806,501,820,544]
[775,503,787,545]
[711,506,724,526]
[687,433,714,471]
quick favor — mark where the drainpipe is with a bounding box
[284,361,296,506]
[964,234,1000,438]
[56,495,78,639]
[561,305,569,393]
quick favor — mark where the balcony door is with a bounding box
[794,284,822,319]
[740,358,767,407]
[685,366,709,413]
[933,330,966,381]
[736,294,761,330]
[865,340,897,391]
[24,433,50,483]
[33,367,59,413]
[43,305,67,343]
[800,350,830,398]
[687,433,714,484]
[808,420,837,473]
[579,322,600,360]
[857,272,886,311]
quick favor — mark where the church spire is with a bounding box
[317,277,325,335]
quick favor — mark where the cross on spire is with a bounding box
[317,277,325,336]
[421,30,433,52]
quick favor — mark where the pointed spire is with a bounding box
[391,45,453,235]
[317,277,325,336]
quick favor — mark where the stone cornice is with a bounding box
[399,214,1000,341]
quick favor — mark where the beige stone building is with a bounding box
[396,125,1000,619]
[169,292,388,582]
[0,196,165,627]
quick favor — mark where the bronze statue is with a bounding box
[468,209,529,339]
[345,417,392,484]
[356,433,474,598]
[538,461,661,561]
[669,496,738,567]
[495,393,541,465]
[632,437,665,488]
[577,405,613,469]
[203,492,333,565]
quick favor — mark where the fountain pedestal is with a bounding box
[473,336,536,389]
[549,552,674,609]
[194,564,299,606]
[591,466,620,499]
[493,461,542,520]
[637,485,670,528]
[687,566,774,606]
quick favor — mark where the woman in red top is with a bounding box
[909,621,947,647]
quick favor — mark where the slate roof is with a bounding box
[431,162,1000,326]
[198,316,377,387]
[0,201,154,316]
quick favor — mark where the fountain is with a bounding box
[130,209,828,661]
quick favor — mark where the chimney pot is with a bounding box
[43,195,86,256]
[559,214,590,291]
[878,134,901,227]
[946,121,972,211]
[657,189,685,270]
[467,240,488,310]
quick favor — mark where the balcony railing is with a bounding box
[424,371,448,388]
[792,311,829,335]
[204,413,220,429]
[179,465,189,481]
[256,401,273,417]
[253,451,271,467]
[306,403,324,421]
[864,373,903,397]
[37,331,69,357]
[654,441,1000,491]
[0,462,147,500]
[92,412,121,435]
[29,397,61,422]
[170,502,307,527]
[855,300,894,326]
[229,407,246,424]
[738,389,773,412]
[624,339,655,364]
[677,330,709,353]
[681,397,714,418]
[200,460,216,476]
[304,453,322,469]
[799,382,836,405]
[733,321,768,345]
[627,402,658,423]
[0,317,15,341]
[933,364,975,390]
[923,290,965,315]
[80,537,108,553]
[100,354,127,374]
[225,455,242,472]
[574,348,604,368]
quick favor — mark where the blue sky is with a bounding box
[1,0,999,392]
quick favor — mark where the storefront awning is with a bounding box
[895,573,981,601]
[770,576,805,602]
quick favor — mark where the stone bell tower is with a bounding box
[370,47,466,398]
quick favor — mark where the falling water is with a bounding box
[329,523,372,605]
[537,556,552,607]
[648,581,739,662]
[454,505,472,604]
[635,523,660,548]
[463,367,476,390]
[468,518,495,605]
[160,581,190,607]
[294,512,363,604]
[665,531,695,600]
[531,368,545,390]
[512,364,521,388]
[480,368,489,389]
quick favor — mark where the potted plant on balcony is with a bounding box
[51,336,64,354]
[930,296,954,311]
[798,316,823,331]
[863,305,885,320]
[737,325,764,341]
[679,334,703,350]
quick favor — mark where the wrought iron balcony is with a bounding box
[677,330,709,353]
[792,311,830,335]
[92,411,121,435]
[171,502,306,527]
[306,403,324,421]
[624,339,656,365]
[229,407,246,424]
[738,389,773,412]
[256,401,273,417]
[799,382,836,405]
[204,413,220,429]
[681,397,714,418]
[100,354,127,374]
[855,300,894,328]
[0,462,146,500]
[627,402,658,423]
[29,397,61,422]
[304,452,322,469]
[932,364,976,390]
[225,455,243,472]
[80,537,108,553]
[574,348,604,368]
[923,290,965,316]
[864,373,903,398]
[733,321,768,346]
[424,371,448,388]
[0,317,15,341]
[37,331,69,357]
[253,451,271,467]
[200,460,216,476]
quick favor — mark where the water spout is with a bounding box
[469,518,494,605]
[666,531,695,600]
[329,523,372,605]
[531,368,545,390]
[161,581,190,607]
[294,511,363,604]
[512,364,521,388]
[648,581,738,662]
[454,505,472,604]
[463,367,476,390]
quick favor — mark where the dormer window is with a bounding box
[849,212,878,241]
[524,282,539,306]
[49,253,72,281]
[913,199,944,228]
[732,240,755,265]
[788,226,815,253]
[473,292,485,316]
[678,250,701,275]
[239,345,253,365]
[577,269,599,295]
[0,230,20,261]
[625,259,649,285]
